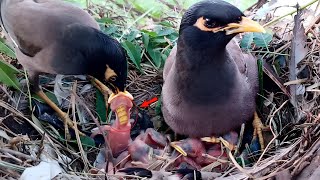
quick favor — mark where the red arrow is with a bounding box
[140,97,158,108]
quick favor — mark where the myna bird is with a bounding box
[162,0,266,151]
[0,0,133,136]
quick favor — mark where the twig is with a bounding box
[227,150,254,178]
[264,0,319,27]
[71,91,116,172]
[71,81,90,171]
[0,148,37,161]
[291,136,320,175]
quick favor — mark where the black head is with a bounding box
[59,24,128,94]
[86,30,127,93]
[67,25,128,93]
[179,0,265,50]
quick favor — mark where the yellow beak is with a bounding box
[224,16,266,35]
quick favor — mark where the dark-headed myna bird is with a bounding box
[162,0,266,152]
[0,0,133,137]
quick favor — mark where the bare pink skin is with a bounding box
[115,151,130,168]
[171,131,238,169]
[109,95,133,128]
[91,105,238,171]
[128,128,166,164]
[135,128,167,148]
[91,94,133,157]
[108,95,133,157]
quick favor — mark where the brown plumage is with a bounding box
[0,0,127,90]
[0,0,132,136]
[162,0,265,137]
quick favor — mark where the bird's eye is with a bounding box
[109,76,117,81]
[204,18,217,28]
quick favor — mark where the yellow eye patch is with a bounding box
[105,65,117,81]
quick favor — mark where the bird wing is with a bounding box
[226,39,247,75]
[163,45,177,81]
[227,39,258,93]
[0,0,99,57]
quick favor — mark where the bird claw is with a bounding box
[253,111,267,150]
[201,136,220,143]
[201,136,236,151]
[60,112,85,137]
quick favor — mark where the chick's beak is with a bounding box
[108,91,133,104]
[108,91,134,126]
[225,16,266,35]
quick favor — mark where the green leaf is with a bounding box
[130,0,164,19]
[240,32,272,49]
[80,136,96,148]
[141,30,158,37]
[142,33,150,49]
[32,91,59,105]
[0,60,21,90]
[161,52,169,67]
[156,28,175,37]
[147,47,161,68]
[162,48,171,57]
[126,29,140,42]
[257,58,264,109]
[96,17,113,24]
[166,33,179,42]
[151,37,167,44]
[103,25,118,35]
[0,39,16,58]
[121,41,142,71]
[95,90,107,122]
[240,33,254,49]
[159,21,175,28]
[253,32,272,48]
[155,95,162,116]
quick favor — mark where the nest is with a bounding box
[0,1,319,180]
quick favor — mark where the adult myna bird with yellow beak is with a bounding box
[0,0,133,138]
[162,0,267,153]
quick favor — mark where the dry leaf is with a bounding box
[289,5,309,121]
[54,75,71,108]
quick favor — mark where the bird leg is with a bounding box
[252,111,268,151]
[35,89,85,137]
[29,72,85,137]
